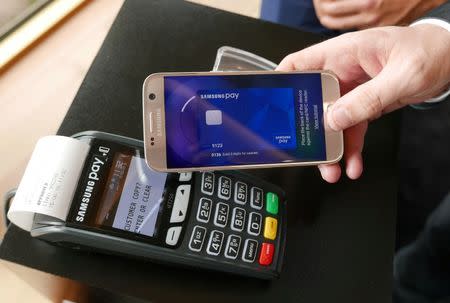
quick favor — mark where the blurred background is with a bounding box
[0,1,48,32]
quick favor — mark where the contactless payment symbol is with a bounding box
[205,110,222,126]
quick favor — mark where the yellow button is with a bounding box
[264,217,278,240]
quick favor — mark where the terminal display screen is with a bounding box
[68,141,169,239]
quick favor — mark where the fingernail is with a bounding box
[330,106,351,131]
[318,165,327,178]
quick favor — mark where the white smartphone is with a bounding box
[142,71,343,172]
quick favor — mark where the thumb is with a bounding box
[327,69,399,131]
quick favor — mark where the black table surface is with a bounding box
[0,1,399,302]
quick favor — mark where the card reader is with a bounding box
[30,131,287,279]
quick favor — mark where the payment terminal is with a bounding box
[30,131,287,279]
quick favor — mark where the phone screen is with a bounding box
[164,73,326,168]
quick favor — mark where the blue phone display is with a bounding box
[164,73,326,168]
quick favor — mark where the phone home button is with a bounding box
[148,112,154,133]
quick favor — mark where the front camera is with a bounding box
[149,93,156,100]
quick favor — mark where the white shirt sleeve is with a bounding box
[411,18,450,104]
[411,18,450,32]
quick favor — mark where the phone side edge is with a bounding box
[321,71,344,163]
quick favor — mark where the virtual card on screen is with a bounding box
[195,88,297,152]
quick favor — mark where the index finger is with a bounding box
[276,42,328,72]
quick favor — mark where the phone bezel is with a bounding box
[142,70,343,172]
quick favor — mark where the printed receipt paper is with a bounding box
[7,136,89,231]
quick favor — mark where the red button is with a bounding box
[258,243,274,266]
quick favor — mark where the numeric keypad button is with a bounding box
[214,202,229,228]
[231,207,246,232]
[218,176,232,200]
[250,187,263,209]
[189,226,207,252]
[248,212,262,236]
[234,182,247,205]
[201,172,215,195]
[242,239,258,263]
[196,198,212,223]
[224,235,241,259]
[206,230,224,256]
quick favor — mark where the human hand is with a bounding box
[313,0,447,30]
[277,25,450,182]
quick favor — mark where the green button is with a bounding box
[266,192,279,215]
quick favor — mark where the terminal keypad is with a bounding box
[188,172,281,267]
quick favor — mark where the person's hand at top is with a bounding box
[313,0,447,30]
[277,25,450,183]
